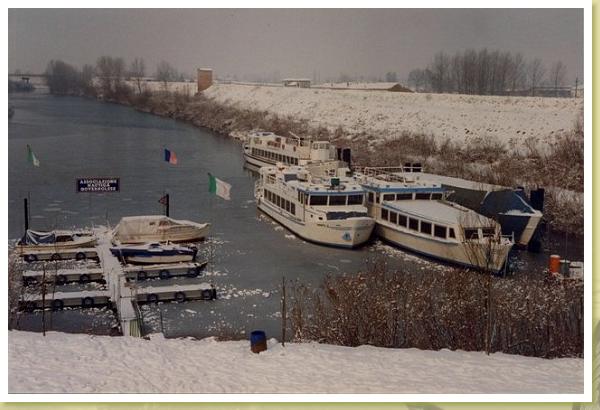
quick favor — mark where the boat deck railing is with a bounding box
[355,166,422,182]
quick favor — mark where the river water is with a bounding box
[8,92,584,338]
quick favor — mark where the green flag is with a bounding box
[208,173,231,201]
[26,145,40,167]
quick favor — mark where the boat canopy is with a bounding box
[113,215,205,242]
[19,230,57,245]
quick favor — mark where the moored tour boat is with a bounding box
[243,131,341,169]
[358,167,514,272]
[110,243,198,264]
[112,215,210,244]
[255,164,375,248]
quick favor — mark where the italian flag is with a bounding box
[208,174,231,201]
[27,144,40,167]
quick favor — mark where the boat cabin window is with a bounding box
[464,228,479,240]
[327,211,367,220]
[367,192,374,203]
[348,194,363,205]
[398,214,407,227]
[434,225,447,239]
[381,209,389,220]
[396,193,413,200]
[420,221,432,235]
[431,193,443,200]
[415,193,430,200]
[309,195,328,206]
[383,193,395,201]
[449,228,456,239]
[389,211,398,224]
[329,195,347,206]
[284,174,297,182]
[409,218,419,231]
[481,227,496,238]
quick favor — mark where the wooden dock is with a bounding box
[19,247,99,263]
[16,227,218,337]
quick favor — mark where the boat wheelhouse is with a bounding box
[255,164,375,248]
[243,131,338,169]
[358,167,514,272]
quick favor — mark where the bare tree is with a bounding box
[429,51,451,93]
[155,60,177,91]
[528,58,546,96]
[129,57,146,95]
[507,52,526,93]
[549,61,567,96]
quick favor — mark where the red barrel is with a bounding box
[549,255,561,274]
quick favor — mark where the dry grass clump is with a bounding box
[290,261,583,358]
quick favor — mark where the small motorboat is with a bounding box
[17,229,97,252]
[110,242,198,264]
[112,215,210,244]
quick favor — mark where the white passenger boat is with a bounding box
[255,164,375,248]
[395,164,543,247]
[358,168,514,272]
[112,215,210,244]
[243,131,341,169]
[17,229,97,252]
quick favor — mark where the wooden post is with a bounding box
[165,194,170,217]
[41,263,46,336]
[23,198,29,231]
[281,276,287,347]
[574,77,578,98]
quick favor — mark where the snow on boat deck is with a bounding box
[383,200,488,226]
[8,331,583,394]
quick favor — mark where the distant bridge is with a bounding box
[8,73,48,86]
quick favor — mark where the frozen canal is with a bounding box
[8,92,583,338]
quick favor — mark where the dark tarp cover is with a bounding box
[19,230,56,245]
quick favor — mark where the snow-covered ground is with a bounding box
[203,84,582,150]
[9,331,583,394]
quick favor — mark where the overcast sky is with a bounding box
[8,8,583,83]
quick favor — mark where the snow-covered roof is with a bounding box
[383,200,495,227]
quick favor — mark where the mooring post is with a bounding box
[165,194,170,217]
[23,198,29,231]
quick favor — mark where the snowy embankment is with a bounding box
[203,83,582,151]
[9,331,582,394]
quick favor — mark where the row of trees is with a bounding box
[45,57,187,99]
[408,48,569,96]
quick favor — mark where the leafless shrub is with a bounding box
[290,264,583,358]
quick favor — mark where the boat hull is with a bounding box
[258,200,374,248]
[125,254,196,264]
[243,152,276,169]
[17,237,97,252]
[375,223,512,272]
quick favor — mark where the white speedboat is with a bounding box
[243,131,342,169]
[17,229,97,252]
[358,167,514,272]
[112,215,210,244]
[110,243,198,264]
[255,164,375,248]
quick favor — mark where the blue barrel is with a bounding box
[250,330,267,353]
